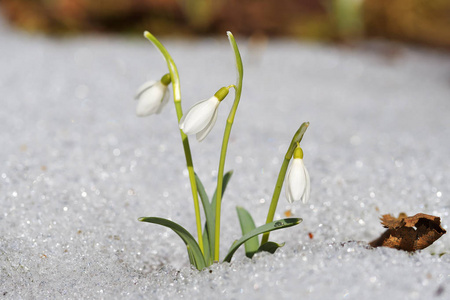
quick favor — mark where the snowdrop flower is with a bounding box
[285,145,310,204]
[135,73,171,117]
[179,86,230,141]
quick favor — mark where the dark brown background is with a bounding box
[1,0,449,49]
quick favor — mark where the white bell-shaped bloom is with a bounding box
[135,73,171,117]
[179,87,229,142]
[285,146,310,204]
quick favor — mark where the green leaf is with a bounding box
[195,173,215,263]
[257,241,285,255]
[187,245,196,266]
[210,170,232,261]
[236,206,259,258]
[223,218,302,263]
[196,170,233,263]
[211,171,233,230]
[195,173,210,210]
[139,217,207,270]
[202,224,212,265]
[211,170,233,213]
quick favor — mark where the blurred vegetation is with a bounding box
[0,0,449,48]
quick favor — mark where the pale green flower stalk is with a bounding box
[261,122,309,245]
[143,31,204,253]
[214,31,243,261]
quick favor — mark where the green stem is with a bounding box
[261,122,309,245]
[144,31,204,254]
[214,32,244,261]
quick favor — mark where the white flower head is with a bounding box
[135,73,171,117]
[179,86,230,142]
[285,146,310,204]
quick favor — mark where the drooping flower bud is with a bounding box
[135,73,171,117]
[179,86,229,141]
[285,146,310,204]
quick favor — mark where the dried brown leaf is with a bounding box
[380,213,407,229]
[370,213,446,251]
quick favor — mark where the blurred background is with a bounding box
[0,0,449,49]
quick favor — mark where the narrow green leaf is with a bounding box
[211,170,233,261]
[257,241,285,255]
[195,173,210,209]
[196,170,233,262]
[202,224,212,265]
[139,217,207,270]
[223,218,302,263]
[194,173,215,262]
[236,206,259,258]
[187,245,196,266]
[211,170,233,215]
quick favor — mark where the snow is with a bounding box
[1,17,449,299]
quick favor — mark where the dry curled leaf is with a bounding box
[370,213,446,251]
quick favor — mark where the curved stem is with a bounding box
[144,31,204,254]
[261,122,309,245]
[214,32,244,261]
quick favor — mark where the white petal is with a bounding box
[285,163,294,203]
[155,88,170,114]
[285,163,295,203]
[135,81,167,117]
[135,81,156,99]
[285,158,307,203]
[179,97,220,135]
[196,107,218,141]
[301,165,310,204]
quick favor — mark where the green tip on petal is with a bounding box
[214,87,230,102]
[160,73,171,85]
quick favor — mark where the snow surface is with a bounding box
[1,18,450,300]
